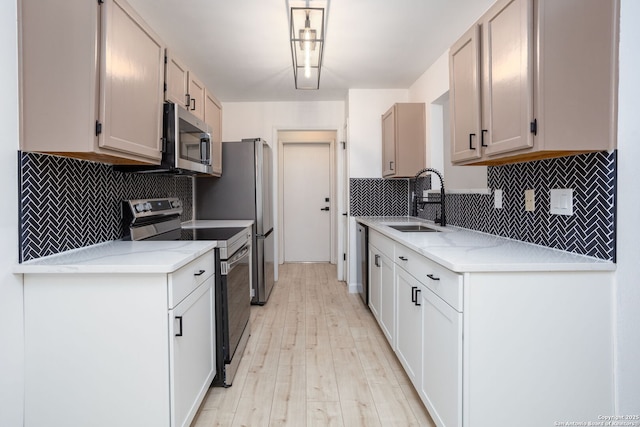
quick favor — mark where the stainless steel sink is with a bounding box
[388,224,440,232]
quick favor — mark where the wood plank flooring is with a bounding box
[192,263,435,427]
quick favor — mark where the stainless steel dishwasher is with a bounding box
[356,222,368,307]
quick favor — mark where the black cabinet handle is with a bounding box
[175,316,183,337]
[398,256,408,261]
[191,98,196,111]
[415,289,421,306]
[481,129,488,147]
[427,274,440,281]
[320,207,330,211]
[185,94,191,109]
[469,133,476,150]
[390,161,394,171]
[194,269,206,276]
[411,286,418,303]
[374,254,380,267]
[342,212,348,216]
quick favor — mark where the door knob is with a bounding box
[320,207,330,211]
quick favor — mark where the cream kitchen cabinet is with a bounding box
[20,0,165,165]
[205,90,223,176]
[450,0,618,166]
[165,52,206,121]
[22,248,216,427]
[381,103,426,178]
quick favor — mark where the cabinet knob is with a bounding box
[390,161,394,171]
[398,256,408,261]
[194,269,206,276]
[427,274,440,281]
[481,129,488,147]
[469,133,476,150]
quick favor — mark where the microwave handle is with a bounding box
[200,135,211,165]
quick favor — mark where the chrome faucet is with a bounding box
[411,168,446,227]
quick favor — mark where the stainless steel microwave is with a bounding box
[162,102,212,174]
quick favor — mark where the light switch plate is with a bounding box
[525,189,535,212]
[550,188,573,215]
[494,189,503,209]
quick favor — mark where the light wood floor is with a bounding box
[192,263,435,427]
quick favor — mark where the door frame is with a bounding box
[277,130,337,265]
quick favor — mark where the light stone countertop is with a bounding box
[14,240,217,274]
[356,216,615,273]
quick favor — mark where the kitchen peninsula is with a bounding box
[357,216,615,427]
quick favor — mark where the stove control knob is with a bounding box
[144,202,152,211]
[171,200,181,208]
[135,203,145,213]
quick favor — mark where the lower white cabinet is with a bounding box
[169,277,215,427]
[23,250,216,427]
[368,236,395,346]
[420,284,462,427]
[366,228,614,427]
[395,267,423,386]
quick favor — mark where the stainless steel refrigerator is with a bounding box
[195,138,275,304]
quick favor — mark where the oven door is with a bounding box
[221,244,251,362]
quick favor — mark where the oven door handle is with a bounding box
[224,245,250,273]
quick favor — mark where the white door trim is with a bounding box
[278,130,337,265]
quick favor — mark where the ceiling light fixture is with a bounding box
[290,7,324,90]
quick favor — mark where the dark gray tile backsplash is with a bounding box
[351,151,616,261]
[18,152,193,262]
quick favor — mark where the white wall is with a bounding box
[346,89,408,178]
[408,50,488,190]
[0,1,23,426]
[345,89,408,287]
[615,0,640,413]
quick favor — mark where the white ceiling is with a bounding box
[126,0,494,102]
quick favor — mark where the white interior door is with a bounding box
[283,142,331,262]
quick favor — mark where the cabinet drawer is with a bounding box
[369,230,395,260]
[395,245,462,312]
[168,250,215,309]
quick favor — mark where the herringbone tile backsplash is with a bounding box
[351,151,616,261]
[18,152,193,262]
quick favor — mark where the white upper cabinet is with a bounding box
[450,0,618,166]
[20,0,165,164]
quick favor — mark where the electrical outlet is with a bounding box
[494,189,503,209]
[525,189,535,212]
[423,190,429,198]
[550,189,573,215]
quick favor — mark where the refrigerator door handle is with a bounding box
[256,228,273,239]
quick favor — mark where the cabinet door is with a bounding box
[166,53,189,107]
[421,287,462,427]
[482,0,534,157]
[368,246,382,319]
[169,277,216,427]
[381,107,396,177]
[100,0,164,161]
[187,72,206,121]
[395,268,423,387]
[205,90,223,176]
[379,253,396,346]
[450,24,483,163]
